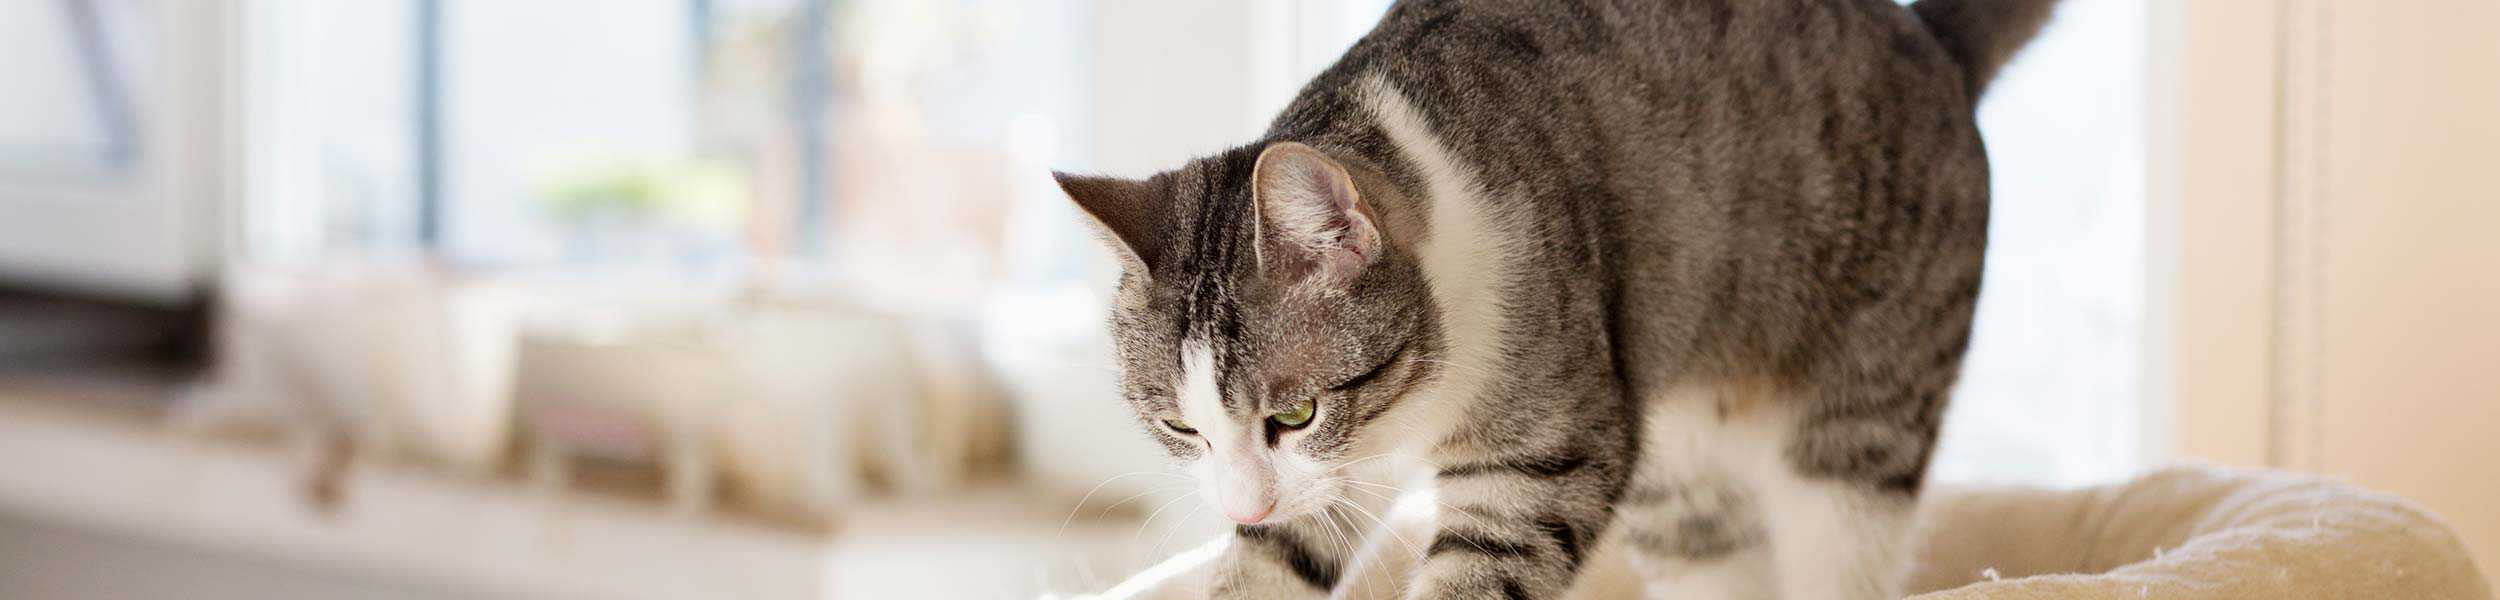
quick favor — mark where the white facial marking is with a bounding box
[1178,339,1275,523]
[1359,73,1520,454]
[1178,339,1226,438]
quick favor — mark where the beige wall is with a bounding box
[2168,0,2500,576]
[2169,0,2281,469]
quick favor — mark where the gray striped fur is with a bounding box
[1058,1,2055,597]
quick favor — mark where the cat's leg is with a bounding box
[1748,393,1938,600]
[1208,507,1369,599]
[1403,422,1629,599]
[1618,390,1775,600]
[1327,473,1433,600]
[1753,472,1915,600]
[1618,478,1775,600]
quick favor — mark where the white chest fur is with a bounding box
[1358,74,1524,456]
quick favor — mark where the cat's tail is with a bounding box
[1910,0,2063,98]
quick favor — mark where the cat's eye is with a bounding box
[1161,418,1198,435]
[1270,399,1316,429]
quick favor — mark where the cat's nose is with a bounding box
[1217,476,1276,523]
[1224,502,1274,524]
[1214,448,1278,524]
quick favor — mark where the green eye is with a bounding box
[1270,399,1316,429]
[1161,418,1198,435]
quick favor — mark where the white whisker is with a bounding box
[1100,484,1194,516]
[1148,504,1206,559]
[1060,471,1188,537]
[1329,496,1401,600]
[1315,503,1353,561]
[1134,492,1200,545]
[1335,493,1418,560]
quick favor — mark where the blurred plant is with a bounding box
[536,159,752,232]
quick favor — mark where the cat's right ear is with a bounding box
[1054,172,1166,278]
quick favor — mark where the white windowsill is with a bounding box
[0,380,1174,599]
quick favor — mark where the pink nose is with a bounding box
[1224,503,1274,524]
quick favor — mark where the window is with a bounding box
[241,0,419,261]
[0,0,153,182]
[0,0,220,301]
[241,0,1099,310]
[1929,0,2152,486]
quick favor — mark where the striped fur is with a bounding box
[1056,0,2055,597]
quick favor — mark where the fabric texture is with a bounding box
[1899,466,2491,599]
[1066,466,2494,599]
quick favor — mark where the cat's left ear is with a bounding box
[1252,142,1380,286]
[1055,172,1167,278]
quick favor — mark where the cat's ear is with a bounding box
[1252,142,1379,286]
[1054,172,1166,277]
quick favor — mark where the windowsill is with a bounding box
[0,377,1165,599]
[0,378,828,598]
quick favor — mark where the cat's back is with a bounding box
[1327,0,1980,205]
[1346,0,1965,102]
[1322,0,1993,386]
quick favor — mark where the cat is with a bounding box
[1053,0,2059,597]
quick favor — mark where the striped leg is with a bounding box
[1620,385,1776,600]
[1618,476,1774,600]
[1753,472,1914,600]
[1407,441,1623,600]
[1753,402,1932,599]
[1209,507,1372,598]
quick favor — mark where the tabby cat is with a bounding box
[1054,0,2059,597]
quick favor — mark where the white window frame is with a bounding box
[0,0,235,303]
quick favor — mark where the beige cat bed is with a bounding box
[1897,466,2490,599]
[1066,466,2492,599]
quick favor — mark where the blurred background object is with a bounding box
[0,0,2494,598]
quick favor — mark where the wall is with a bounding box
[1090,1,1267,176]
[2308,0,2500,576]
[2168,0,2500,576]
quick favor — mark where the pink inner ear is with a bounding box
[1255,145,1380,282]
[1326,205,1375,266]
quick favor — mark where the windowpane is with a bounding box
[241,0,1100,308]
[1936,0,2151,486]
[241,0,417,260]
